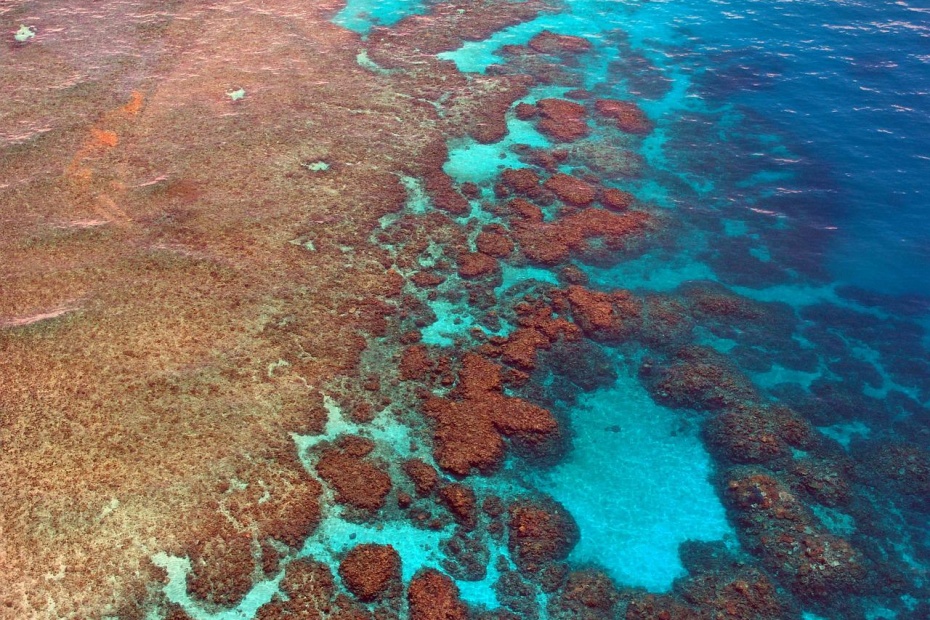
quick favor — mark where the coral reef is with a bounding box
[407,570,468,620]
[255,558,336,619]
[546,570,619,620]
[534,99,590,142]
[593,99,653,135]
[338,544,402,602]
[3,0,928,618]
[438,484,478,528]
[315,436,393,512]
[528,31,593,55]
[422,353,559,475]
[403,459,440,497]
[641,346,758,411]
[475,225,515,258]
[724,469,868,603]
[543,173,597,205]
[510,203,654,265]
[507,497,580,573]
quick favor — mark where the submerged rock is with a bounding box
[593,98,653,135]
[423,353,559,476]
[507,496,580,573]
[535,98,590,142]
[408,569,469,620]
[339,544,401,602]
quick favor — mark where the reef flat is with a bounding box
[2,1,929,619]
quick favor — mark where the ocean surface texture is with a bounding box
[1,0,928,619]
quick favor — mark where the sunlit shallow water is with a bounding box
[4,0,930,618]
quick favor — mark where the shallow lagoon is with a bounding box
[2,0,929,618]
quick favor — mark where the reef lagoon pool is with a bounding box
[2,0,929,619]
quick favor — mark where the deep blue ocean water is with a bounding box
[333,0,930,611]
[133,0,930,617]
[341,0,930,298]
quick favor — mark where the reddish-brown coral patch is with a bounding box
[412,271,447,288]
[507,197,545,222]
[476,226,515,258]
[501,168,542,194]
[512,207,653,265]
[515,102,538,120]
[187,521,256,606]
[255,558,336,620]
[339,544,401,602]
[543,173,597,205]
[507,497,579,573]
[599,187,634,212]
[458,252,500,279]
[528,30,592,55]
[424,169,471,216]
[535,98,590,142]
[438,484,478,528]
[402,459,439,498]
[593,99,653,135]
[316,437,392,511]
[499,328,553,371]
[456,76,534,143]
[561,285,642,341]
[408,569,469,620]
[422,353,558,475]
[400,344,434,382]
[480,300,581,372]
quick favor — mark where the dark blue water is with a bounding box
[643,0,930,298]
[344,0,930,297]
[156,1,930,617]
[329,0,930,612]
[6,1,930,618]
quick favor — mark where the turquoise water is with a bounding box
[530,360,732,591]
[7,0,927,617]
[330,0,930,615]
[333,0,430,33]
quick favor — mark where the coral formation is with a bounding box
[534,99,590,142]
[338,544,401,602]
[422,353,559,475]
[3,0,928,619]
[255,558,337,619]
[510,203,654,265]
[593,99,653,135]
[528,30,593,55]
[507,497,580,573]
[543,173,597,205]
[407,570,469,620]
[725,469,868,603]
[315,437,393,512]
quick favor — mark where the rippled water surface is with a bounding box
[2,0,929,619]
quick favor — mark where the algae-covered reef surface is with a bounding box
[2,1,929,619]
[0,0,519,615]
